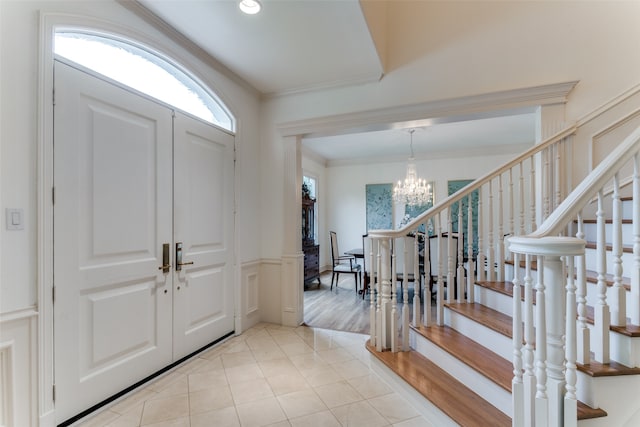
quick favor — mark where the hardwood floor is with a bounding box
[303,271,430,335]
[303,271,371,334]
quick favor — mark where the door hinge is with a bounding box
[52,88,55,106]
[52,187,55,205]
[52,286,55,304]
[52,384,56,402]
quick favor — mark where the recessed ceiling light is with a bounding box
[239,0,262,15]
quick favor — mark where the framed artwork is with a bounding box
[448,179,479,257]
[366,183,393,230]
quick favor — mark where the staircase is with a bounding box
[364,125,640,426]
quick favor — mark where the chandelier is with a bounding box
[393,129,433,206]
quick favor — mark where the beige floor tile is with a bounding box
[267,372,311,396]
[105,404,144,427]
[140,394,189,425]
[229,378,274,404]
[252,347,288,361]
[313,381,364,409]
[146,372,186,393]
[265,422,292,427]
[111,389,159,415]
[276,389,328,419]
[221,350,256,369]
[289,353,330,371]
[190,406,240,427]
[192,356,224,373]
[141,416,189,427]
[332,359,371,380]
[189,384,235,415]
[246,335,279,350]
[259,358,298,378]
[279,342,315,357]
[331,400,389,427]
[368,393,419,424]
[391,416,436,427]
[175,357,209,374]
[153,376,189,399]
[235,397,287,427]
[346,374,392,399]
[289,410,342,427]
[76,409,121,427]
[188,369,228,393]
[317,347,354,364]
[225,363,264,384]
[300,366,343,388]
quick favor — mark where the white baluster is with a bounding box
[402,237,410,350]
[545,255,566,427]
[369,237,376,347]
[376,239,383,351]
[457,200,465,302]
[424,228,432,327]
[519,162,526,235]
[564,256,578,427]
[391,238,398,352]
[530,156,537,232]
[595,190,610,363]
[554,142,562,212]
[524,255,536,427]
[413,233,421,328]
[436,214,444,325]
[467,195,475,303]
[488,180,495,281]
[447,210,454,303]
[633,153,640,325]
[478,187,486,282]
[535,255,548,427]
[611,173,627,326]
[543,148,550,220]
[576,212,590,365]
[512,252,524,427]
[497,174,505,281]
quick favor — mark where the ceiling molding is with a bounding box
[324,142,534,168]
[264,71,384,100]
[119,0,259,97]
[278,81,579,138]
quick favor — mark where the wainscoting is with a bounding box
[0,307,37,427]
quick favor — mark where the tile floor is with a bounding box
[72,323,432,427]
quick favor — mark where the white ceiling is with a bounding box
[136,0,536,163]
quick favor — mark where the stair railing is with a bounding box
[366,125,577,351]
[508,125,640,427]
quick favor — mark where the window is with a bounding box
[54,31,235,131]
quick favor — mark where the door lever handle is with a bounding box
[159,243,171,273]
[175,242,194,271]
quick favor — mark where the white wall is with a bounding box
[0,0,261,314]
[320,151,522,263]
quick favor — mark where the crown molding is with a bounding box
[279,81,578,138]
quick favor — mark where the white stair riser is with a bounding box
[444,308,512,360]
[576,374,640,427]
[584,322,640,367]
[410,329,512,417]
[582,222,634,246]
[584,281,633,319]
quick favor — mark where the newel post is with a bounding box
[508,236,585,427]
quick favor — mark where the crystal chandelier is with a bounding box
[393,129,433,206]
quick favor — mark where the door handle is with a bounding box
[158,243,171,273]
[176,242,194,271]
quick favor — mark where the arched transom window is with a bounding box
[54,31,235,131]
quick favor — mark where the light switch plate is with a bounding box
[6,208,24,230]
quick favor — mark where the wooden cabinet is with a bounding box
[302,198,320,284]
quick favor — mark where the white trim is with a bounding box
[577,82,640,127]
[279,81,578,138]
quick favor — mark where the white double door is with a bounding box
[53,60,235,422]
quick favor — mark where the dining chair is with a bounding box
[329,231,361,292]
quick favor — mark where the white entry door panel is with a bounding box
[173,113,235,359]
[54,61,174,421]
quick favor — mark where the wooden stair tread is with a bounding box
[366,341,511,427]
[584,305,640,337]
[581,219,632,224]
[446,302,514,337]
[504,259,632,291]
[410,324,606,419]
[584,241,633,253]
[411,324,513,391]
